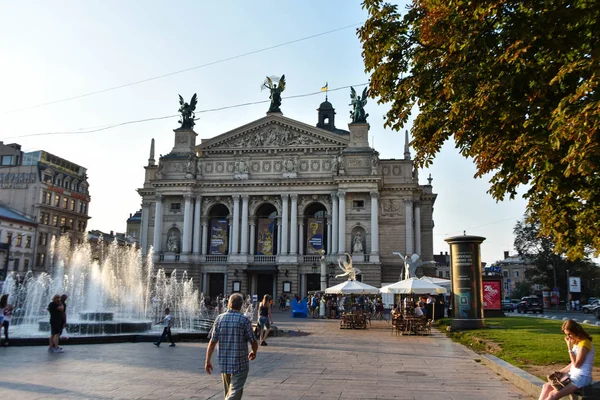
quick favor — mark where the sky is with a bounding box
[0,1,528,265]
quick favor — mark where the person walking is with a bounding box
[205,293,258,400]
[538,319,595,400]
[60,294,68,339]
[47,294,65,353]
[154,307,176,347]
[0,294,13,346]
[257,295,272,346]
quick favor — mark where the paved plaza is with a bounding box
[0,311,532,400]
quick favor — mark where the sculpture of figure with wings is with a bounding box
[178,93,197,129]
[349,86,369,123]
[262,75,286,113]
[336,253,362,281]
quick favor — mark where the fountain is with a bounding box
[1,236,255,339]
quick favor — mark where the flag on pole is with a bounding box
[320,82,328,92]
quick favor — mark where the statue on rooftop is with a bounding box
[349,86,369,123]
[178,94,197,129]
[262,75,286,113]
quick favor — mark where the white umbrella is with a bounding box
[380,277,447,321]
[380,277,447,294]
[419,276,452,288]
[325,279,380,295]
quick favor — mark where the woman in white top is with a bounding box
[413,303,424,317]
[538,319,595,400]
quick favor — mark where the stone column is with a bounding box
[228,219,233,255]
[231,195,240,255]
[404,199,414,255]
[202,272,207,294]
[414,201,422,256]
[281,194,289,255]
[277,218,282,255]
[249,221,256,256]
[240,195,249,254]
[152,194,163,253]
[338,191,346,253]
[327,221,332,255]
[193,196,202,254]
[289,194,298,255]
[201,218,208,255]
[331,192,339,254]
[140,201,151,255]
[182,194,193,253]
[370,191,379,256]
[298,222,304,256]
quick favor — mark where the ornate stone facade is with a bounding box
[137,103,436,299]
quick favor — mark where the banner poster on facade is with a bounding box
[570,277,581,293]
[256,218,275,255]
[306,218,324,254]
[482,280,501,310]
[209,218,228,255]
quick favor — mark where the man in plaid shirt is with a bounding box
[205,293,258,400]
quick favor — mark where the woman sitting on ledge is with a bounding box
[539,319,595,400]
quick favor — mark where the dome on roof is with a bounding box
[318,100,334,110]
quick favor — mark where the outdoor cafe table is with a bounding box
[340,312,368,329]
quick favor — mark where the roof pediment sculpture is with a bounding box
[349,87,369,123]
[178,94,197,129]
[207,123,333,150]
[262,75,285,113]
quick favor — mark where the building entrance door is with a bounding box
[306,273,320,292]
[208,273,225,297]
[256,273,274,300]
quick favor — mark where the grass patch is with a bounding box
[436,317,600,369]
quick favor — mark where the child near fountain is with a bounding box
[154,308,176,347]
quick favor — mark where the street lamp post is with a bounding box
[319,250,326,318]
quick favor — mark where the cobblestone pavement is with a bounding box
[0,311,532,399]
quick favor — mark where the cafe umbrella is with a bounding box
[380,277,447,321]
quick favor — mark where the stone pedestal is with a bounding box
[171,128,197,155]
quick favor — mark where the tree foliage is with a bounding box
[359,0,600,259]
[513,216,598,299]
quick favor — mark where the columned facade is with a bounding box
[138,103,436,299]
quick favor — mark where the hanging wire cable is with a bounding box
[2,83,368,139]
[3,23,361,115]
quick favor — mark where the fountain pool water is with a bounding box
[1,236,255,338]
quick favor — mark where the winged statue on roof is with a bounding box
[349,86,369,123]
[262,75,286,113]
[178,93,197,129]
[336,253,361,281]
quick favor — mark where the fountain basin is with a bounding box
[39,321,153,335]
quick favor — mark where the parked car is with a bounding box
[502,300,515,312]
[582,300,600,314]
[517,296,544,314]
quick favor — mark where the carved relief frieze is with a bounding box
[393,166,401,175]
[347,158,367,168]
[382,166,391,175]
[299,160,309,172]
[310,160,320,172]
[166,162,185,173]
[251,161,260,173]
[322,159,332,171]
[381,198,403,217]
[263,161,272,172]
[273,160,282,172]
[205,163,214,173]
[226,162,235,173]
[220,124,323,149]
[215,162,225,173]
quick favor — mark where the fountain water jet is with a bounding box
[1,236,227,338]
